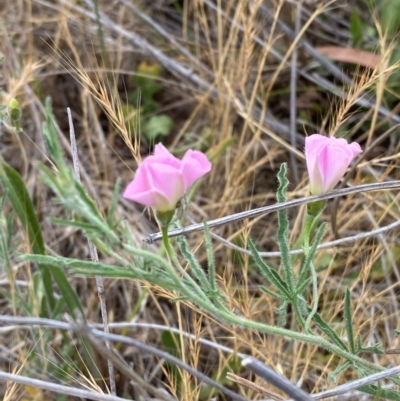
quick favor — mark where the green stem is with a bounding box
[123,243,383,374]
[292,297,306,330]
[303,213,319,333]
[305,261,318,332]
[161,226,209,303]
[303,214,314,256]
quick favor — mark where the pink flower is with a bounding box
[305,134,362,194]
[123,143,212,212]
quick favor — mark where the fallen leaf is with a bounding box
[315,46,380,69]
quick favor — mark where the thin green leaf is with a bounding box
[276,164,294,294]
[21,253,121,270]
[275,301,288,327]
[299,298,348,351]
[203,222,217,293]
[0,162,45,254]
[294,278,311,296]
[248,239,290,298]
[298,223,326,289]
[51,266,85,317]
[42,97,64,166]
[176,230,210,291]
[357,335,385,358]
[359,385,400,400]
[261,286,288,301]
[350,9,363,47]
[344,288,355,353]
[358,342,384,355]
[0,159,56,312]
[328,360,352,383]
[107,178,121,226]
[50,217,99,231]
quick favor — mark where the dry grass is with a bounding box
[1,0,400,400]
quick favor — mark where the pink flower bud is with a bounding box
[123,143,212,212]
[305,134,362,195]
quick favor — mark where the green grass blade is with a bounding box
[0,159,87,319]
[0,159,56,313]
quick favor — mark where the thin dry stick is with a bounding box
[1,315,400,400]
[50,0,296,142]
[87,330,249,401]
[242,357,314,401]
[289,0,301,185]
[0,371,125,401]
[257,2,400,124]
[203,217,400,258]
[145,180,400,243]
[67,108,116,395]
[227,372,283,400]
[287,364,400,400]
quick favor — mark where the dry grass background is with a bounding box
[1,0,400,400]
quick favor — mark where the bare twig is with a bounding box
[0,315,249,401]
[256,1,400,124]
[118,0,213,77]
[39,0,298,143]
[0,371,126,401]
[203,217,400,258]
[67,108,116,395]
[144,180,400,243]
[242,357,314,401]
[290,1,302,184]
[227,372,283,400]
[1,315,400,400]
[293,364,400,400]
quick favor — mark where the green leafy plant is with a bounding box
[124,61,174,142]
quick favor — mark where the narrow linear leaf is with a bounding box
[261,286,288,301]
[0,160,56,312]
[248,239,290,298]
[359,385,400,400]
[107,178,121,226]
[276,163,294,294]
[51,266,85,317]
[344,288,355,353]
[299,299,348,351]
[0,163,45,254]
[294,278,311,296]
[42,97,65,165]
[71,267,137,279]
[298,223,326,288]
[176,230,210,291]
[275,301,288,327]
[203,222,217,293]
[359,343,384,355]
[50,217,99,231]
[328,360,352,383]
[20,253,125,271]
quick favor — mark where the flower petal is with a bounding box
[123,162,185,211]
[123,143,212,212]
[180,149,212,190]
[151,143,182,169]
[305,134,362,194]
